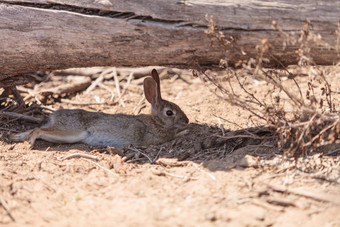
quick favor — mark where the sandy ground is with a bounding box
[1,67,340,226]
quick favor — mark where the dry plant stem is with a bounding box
[268,53,304,101]
[296,171,340,184]
[20,77,92,103]
[265,197,296,207]
[133,97,146,115]
[117,72,134,104]
[132,76,147,86]
[23,89,42,104]
[216,92,266,121]
[57,153,99,161]
[33,174,57,192]
[303,119,340,149]
[215,134,272,141]
[191,163,216,181]
[252,199,284,212]
[217,118,226,136]
[337,21,340,53]
[25,104,54,113]
[41,77,91,97]
[268,184,340,205]
[10,86,25,108]
[0,100,16,112]
[60,99,107,106]
[0,111,43,123]
[260,68,303,106]
[202,70,267,121]
[98,83,115,101]
[113,68,125,107]
[122,153,135,162]
[153,147,163,163]
[319,70,334,111]
[291,114,318,155]
[162,170,199,180]
[0,127,16,131]
[201,20,339,158]
[81,158,119,177]
[234,75,264,107]
[85,73,104,94]
[127,147,153,163]
[0,196,15,222]
[85,67,114,94]
[213,114,243,129]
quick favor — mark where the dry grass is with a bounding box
[201,17,340,158]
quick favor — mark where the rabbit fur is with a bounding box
[10,69,189,147]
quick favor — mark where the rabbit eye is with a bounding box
[166,110,174,116]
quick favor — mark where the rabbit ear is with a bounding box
[151,69,162,99]
[144,77,160,106]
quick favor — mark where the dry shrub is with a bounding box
[200,17,340,158]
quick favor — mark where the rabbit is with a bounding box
[10,69,189,148]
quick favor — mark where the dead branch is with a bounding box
[9,86,25,109]
[81,158,119,177]
[57,153,99,161]
[268,184,340,205]
[117,72,134,104]
[85,72,105,94]
[0,196,15,222]
[40,77,91,97]
[127,147,153,163]
[112,68,125,107]
[0,111,43,123]
[265,197,296,207]
[60,99,108,106]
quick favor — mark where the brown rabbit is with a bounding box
[10,69,189,147]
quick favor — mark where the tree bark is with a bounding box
[0,0,339,78]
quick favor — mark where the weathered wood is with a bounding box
[0,0,339,77]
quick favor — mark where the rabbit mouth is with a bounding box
[174,123,188,129]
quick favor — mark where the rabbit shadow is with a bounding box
[19,123,280,172]
[152,123,279,172]
[6,123,339,173]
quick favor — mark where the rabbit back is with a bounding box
[11,69,189,148]
[47,109,149,146]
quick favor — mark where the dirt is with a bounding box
[1,67,340,226]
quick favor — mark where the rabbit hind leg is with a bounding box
[25,127,89,148]
[10,129,34,142]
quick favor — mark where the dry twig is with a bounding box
[127,147,153,163]
[60,99,107,106]
[57,153,99,161]
[0,196,15,222]
[0,111,43,123]
[268,184,340,205]
[81,158,119,177]
[85,73,105,94]
[201,18,340,157]
[112,68,125,107]
[191,163,216,181]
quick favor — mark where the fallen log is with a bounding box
[0,0,339,79]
